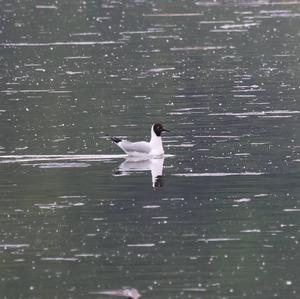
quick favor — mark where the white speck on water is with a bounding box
[38,162,90,168]
[0,154,126,164]
[14,258,25,262]
[233,94,256,98]
[194,135,241,139]
[73,202,84,206]
[147,67,175,73]
[170,46,228,51]
[0,244,29,249]
[36,5,58,9]
[197,238,240,242]
[143,205,160,209]
[41,257,78,261]
[207,156,231,160]
[70,32,101,37]
[283,209,300,212]
[64,56,92,60]
[66,71,84,75]
[0,41,119,47]
[209,110,300,117]
[35,203,70,209]
[200,20,235,24]
[75,253,101,258]
[166,143,194,148]
[254,194,269,197]
[168,197,185,201]
[127,243,155,247]
[240,229,261,233]
[143,13,203,17]
[234,198,251,203]
[59,195,87,199]
[183,288,207,292]
[221,23,260,29]
[251,142,269,146]
[174,172,265,177]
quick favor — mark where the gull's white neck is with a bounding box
[150,125,164,155]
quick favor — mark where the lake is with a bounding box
[1,0,300,298]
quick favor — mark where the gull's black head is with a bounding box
[153,123,169,137]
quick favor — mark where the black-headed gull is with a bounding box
[111,123,169,157]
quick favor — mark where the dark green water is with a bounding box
[1,0,300,298]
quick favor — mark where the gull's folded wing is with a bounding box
[120,141,151,154]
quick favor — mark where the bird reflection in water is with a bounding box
[114,157,165,188]
[97,288,141,299]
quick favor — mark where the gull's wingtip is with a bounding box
[111,137,122,144]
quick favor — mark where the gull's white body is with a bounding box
[113,125,165,158]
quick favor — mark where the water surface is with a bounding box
[1,0,300,298]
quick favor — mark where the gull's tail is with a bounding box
[111,137,127,154]
[111,137,122,144]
